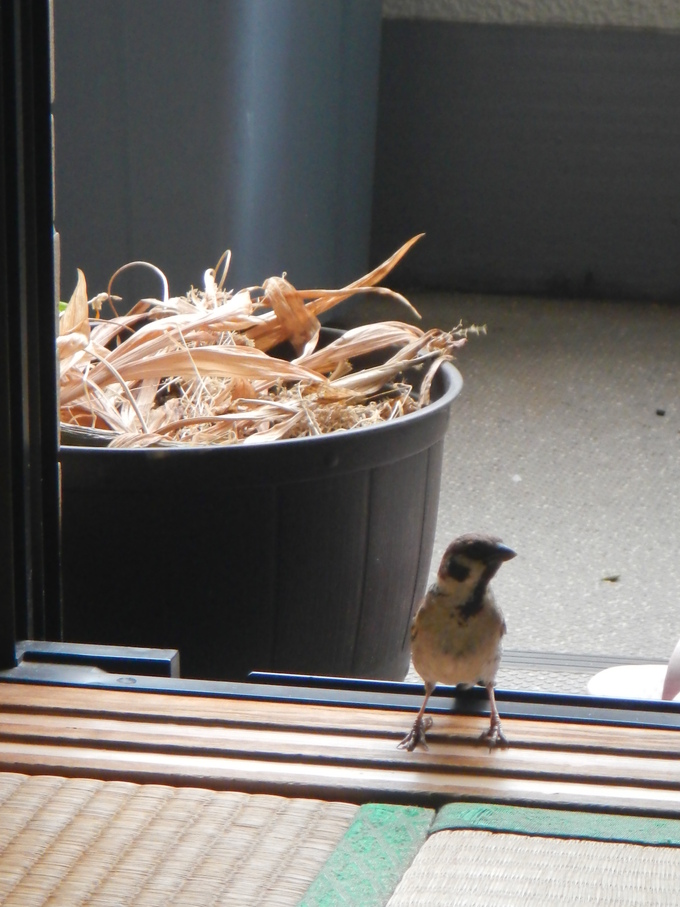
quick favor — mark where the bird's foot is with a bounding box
[479,720,507,748]
[398,715,433,751]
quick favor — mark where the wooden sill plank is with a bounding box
[1,740,680,815]
[1,682,679,814]
[0,713,679,791]
[1,683,678,756]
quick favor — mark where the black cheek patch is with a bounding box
[446,557,470,582]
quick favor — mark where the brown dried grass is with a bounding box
[57,236,471,447]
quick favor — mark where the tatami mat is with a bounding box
[0,773,357,906]
[3,769,680,906]
[386,829,680,906]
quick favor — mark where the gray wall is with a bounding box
[371,16,680,299]
[54,1,680,302]
[382,0,680,30]
[53,0,381,302]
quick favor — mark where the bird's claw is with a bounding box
[479,722,507,748]
[398,715,433,751]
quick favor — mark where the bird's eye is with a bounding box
[446,557,470,582]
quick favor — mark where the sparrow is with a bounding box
[399,533,516,751]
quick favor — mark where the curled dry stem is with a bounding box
[58,236,472,447]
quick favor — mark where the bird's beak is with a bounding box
[495,544,517,562]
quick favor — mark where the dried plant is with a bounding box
[57,235,471,447]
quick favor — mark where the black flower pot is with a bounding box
[59,362,462,681]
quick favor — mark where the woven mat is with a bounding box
[386,803,680,907]
[386,830,680,906]
[0,773,357,906]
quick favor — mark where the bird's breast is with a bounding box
[411,592,505,687]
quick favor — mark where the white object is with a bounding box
[587,637,680,701]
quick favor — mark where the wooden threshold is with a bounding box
[1,680,680,816]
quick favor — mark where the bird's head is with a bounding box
[437,533,516,593]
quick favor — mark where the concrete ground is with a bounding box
[343,292,680,694]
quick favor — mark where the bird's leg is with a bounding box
[398,682,435,751]
[479,684,507,746]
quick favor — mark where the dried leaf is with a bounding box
[262,275,320,357]
[57,237,470,446]
[59,268,90,339]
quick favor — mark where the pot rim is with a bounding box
[60,361,463,457]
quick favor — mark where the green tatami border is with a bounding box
[299,802,434,907]
[431,801,680,847]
